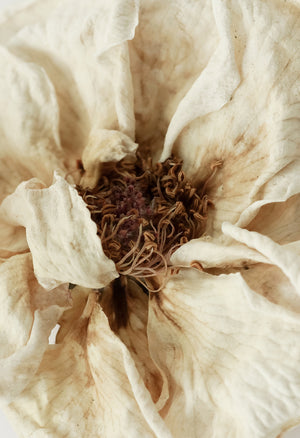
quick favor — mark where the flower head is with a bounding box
[0,0,300,437]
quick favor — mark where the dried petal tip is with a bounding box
[77,156,214,291]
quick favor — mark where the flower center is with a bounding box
[77,155,213,292]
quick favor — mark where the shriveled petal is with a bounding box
[0,253,70,405]
[0,173,118,289]
[100,279,164,407]
[223,223,300,292]
[0,0,61,45]
[2,0,139,167]
[247,194,300,245]
[149,268,300,438]
[171,236,267,270]
[130,0,220,156]
[4,291,172,438]
[162,0,300,236]
[0,46,64,201]
[81,129,138,189]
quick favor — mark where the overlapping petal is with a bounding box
[0,253,70,405]
[0,173,117,289]
[3,289,172,438]
[164,0,300,237]
[149,268,300,438]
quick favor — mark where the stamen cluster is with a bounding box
[77,156,210,291]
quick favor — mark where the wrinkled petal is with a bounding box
[4,291,172,438]
[161,0,240,159]
[0,46,64,201]
[0,173,118,289]
[0,253,70,405]
[247,194,300,245]
[223,223,300,292]
[166,0,300,237]
[100,278,164,407]
[171,236,267,270]
[81,129,138,188]
[149,268,300,438]
[130,0,219,156]
[2,0,138,166]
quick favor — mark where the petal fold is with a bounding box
[149,268,300,438]
[0,173,118,289]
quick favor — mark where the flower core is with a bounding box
[77,156,212,292]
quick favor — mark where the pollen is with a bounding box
[77,155,214,293]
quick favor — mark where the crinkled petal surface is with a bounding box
[4,289,172,438]
[0,253,70,405]
[149,268,300,438]
[162,0,300,238]
[0,174,117,289]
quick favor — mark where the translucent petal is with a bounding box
[148,268,300,438]
[165,0,300,237]
[3,0,139,166]
[0,173,118,289]
[0,46,64,201]
[0,253,70,405]
[4,292,172,438]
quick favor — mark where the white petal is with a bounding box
[223,223,300,292]
[0,253,70,405]
[4,291,171,438]
[130,0,220,156]
[4,0,139,164]
[149,268,300,438]
[0,46,64,200]
[81,129,138,188]
[171,236,267,270]
[167,0,300,236]
[161,0,240,160]
[100,278,165,407]
[0,173,118,289]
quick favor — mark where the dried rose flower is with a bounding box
[0,0,300,437]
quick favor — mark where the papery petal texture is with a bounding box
[0,174,117,289]
[0,253,70,405]
[4,290,172,438]
[149,269,300,438]
[166,0,300,237]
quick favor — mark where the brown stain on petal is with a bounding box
[151,292,182,331]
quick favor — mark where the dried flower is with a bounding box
[0,1,300,437]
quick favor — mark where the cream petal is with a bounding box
[0,253,70,405]
[171,236,267,270]
[100,278,164,407]
[223,223,300,292]
[247,194,300,245]
[0,173,118,289]
[148,268,300,438]
[0,46,64,199]
[4,0,138,165]
[81,129,138,188]
[166,0,300,237]
[130,0,219,157]
[160,0,240,160]
[0,0,61,44]
[4,292,172,438]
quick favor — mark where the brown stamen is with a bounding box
[77,155,214,294]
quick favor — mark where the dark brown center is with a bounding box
[77,155,212,292]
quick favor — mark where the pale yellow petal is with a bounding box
[149,268,300,438]
[166,0,300,237]
[0,253,70,405]
[0,174,118,289]
[81,129,138,188]
[4,0,139,165]
[0,46,64,201]
[4,291,172,438]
